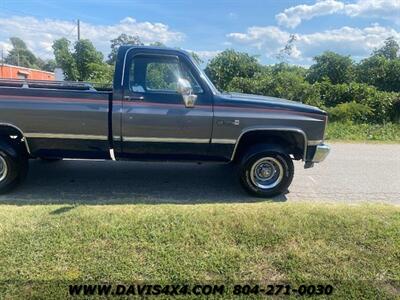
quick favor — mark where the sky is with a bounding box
[0,0,399,65]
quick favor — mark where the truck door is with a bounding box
[120,50,214,160]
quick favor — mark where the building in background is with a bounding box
[54,68,65,81]
[0,64,55,81]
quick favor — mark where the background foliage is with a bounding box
[205,37,400,124]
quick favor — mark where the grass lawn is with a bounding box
[326,122,400,142]
[0,203,399,299]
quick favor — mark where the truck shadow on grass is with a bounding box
[0,159,287,205]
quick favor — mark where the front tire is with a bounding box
[239,149,294,197]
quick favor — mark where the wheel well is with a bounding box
[0,125,30,155]
[233,130,306,162]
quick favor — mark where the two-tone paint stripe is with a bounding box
[0,94,325,119]
[0,94,109,105]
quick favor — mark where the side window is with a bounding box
[146,61,180,92]
[128,55,203,94]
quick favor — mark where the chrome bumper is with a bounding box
[312,143,330,163]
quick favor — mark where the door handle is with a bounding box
[123,95,144,101]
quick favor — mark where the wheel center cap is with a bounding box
[257,164,273,179]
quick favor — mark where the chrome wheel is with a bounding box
[250,157,284,189]
[0,155,8,182]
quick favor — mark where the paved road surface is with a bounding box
[0,143,399,205]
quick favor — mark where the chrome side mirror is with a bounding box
[177,78,197,108]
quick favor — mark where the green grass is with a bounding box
[0,203,399,299]
[326,122,400,142]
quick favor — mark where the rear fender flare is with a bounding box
[0,138,19,159]
[0,123,30,155]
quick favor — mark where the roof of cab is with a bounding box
[118,45,190,57]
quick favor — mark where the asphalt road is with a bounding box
[0,143,399,205]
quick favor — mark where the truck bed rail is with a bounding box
[0,78,102,91]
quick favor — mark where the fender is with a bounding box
[231,127,308,161]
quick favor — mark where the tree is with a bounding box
[269,62,307,77]
[276,34,297,62]
[53,38,108,82]
[53,38,78,81]
[204,49,262,91]
[150,41,165,47]
[36,58,57,72]
[41,59,57,72]
[5,37,39,68]
[87,63,113,85]
[73,39,104,81]
[356,49,400,92]
[4,37,55,72]
[373,37,399,60]
[307,51,355,84]
[356,37,400,92]
[189,52,203,65]
[107,34,143,64]
[385,59,400,92]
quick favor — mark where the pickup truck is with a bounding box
[0,46,330,197]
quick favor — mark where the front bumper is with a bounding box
[304,143,330,168]
[312,143,330,163]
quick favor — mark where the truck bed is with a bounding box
[0,79,112,159]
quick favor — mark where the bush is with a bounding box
[227,72,324,108]
[316,82,396,123]
[364,91,397,123]
[391,98,400,123]
[226,75,269,95]
[204,47,399,125]
[328,102,373,123]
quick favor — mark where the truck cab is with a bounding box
[111,46,216,161]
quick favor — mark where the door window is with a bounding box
[146,61,180,92]
[127,55,203,94]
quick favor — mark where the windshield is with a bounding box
[189,55,220,94]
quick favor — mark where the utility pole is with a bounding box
[77,19,81,41]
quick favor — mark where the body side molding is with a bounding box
[24,133,108,140]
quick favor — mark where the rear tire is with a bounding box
[239,149,294,197]
[0,140,29,194]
